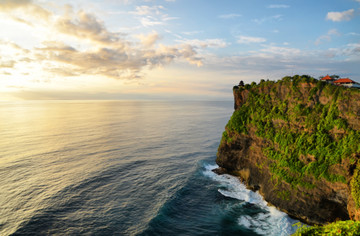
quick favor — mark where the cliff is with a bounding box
[216,75,360,225]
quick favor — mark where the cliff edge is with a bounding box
[216,75,360,225]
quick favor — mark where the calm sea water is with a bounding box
[0,101,301,235]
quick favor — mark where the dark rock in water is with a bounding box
[211,167,227,175]
[217,76,360,225]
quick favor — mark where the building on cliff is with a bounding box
[320,75,336,83]
[321,75,360,88]
[333,78,360,88]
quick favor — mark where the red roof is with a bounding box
[333,78,354,84]
[321,75,334,81]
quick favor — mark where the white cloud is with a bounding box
[203,43,360,83]
[348,32,360,36]
[267,5,290,9]
[326,9,354,22]
[175,38,229,49]
[237,36,266,44]
[182,31,203,36]
[130,5,178,27]
[253,14,282,24]
[315,29,340,45]
[260,45,301,57]
[328,43,360,59]
[218,13,241,19]
[140,16,164,27]
[131,5,165,16]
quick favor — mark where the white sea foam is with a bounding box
[203,163,302,236]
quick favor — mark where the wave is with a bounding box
[203,163,302,236]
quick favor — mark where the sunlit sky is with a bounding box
[0,0,359,100]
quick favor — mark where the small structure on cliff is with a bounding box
[320,75,336,83]
[333,78,360,88]
[321,75,360,88]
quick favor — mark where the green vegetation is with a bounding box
[293,220,360,235]
[351,164,360,208]
[277,190,291,201]
[221,75,360,188]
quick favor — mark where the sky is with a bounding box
[0,0,359,101]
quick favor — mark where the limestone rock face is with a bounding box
[216,77,360,225]
[217,132,350,224]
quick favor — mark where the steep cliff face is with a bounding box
[216,76,360,225]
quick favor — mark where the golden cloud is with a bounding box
[0,0,50,21]
[0,2,203,80]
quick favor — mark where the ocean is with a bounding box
[0,101,301,235]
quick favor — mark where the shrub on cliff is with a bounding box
[293,220,360,235]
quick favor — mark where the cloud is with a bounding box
[55,8,121,45]
[203,43,360,83]
[0,0,32,9]
[218,13,241,19]
[0,3,202,80]
[0,39,27,52]
[175,38,229,49]
[326,9,355,22]
[182,31,203,36]
[0,60,16,68]
[237,36,266,44]
[130,5,178,27]
[205,47,307,75]
[33,38,204,80]
[348,32,360,36]
[253,14,282,24]
[131,5,165,16]
[267,5,290,9]
[140,16,165,27]
[137,31,161,48]
[315,29,340,45]
[0,0,50,21]
[260,46,301,57]
[328,43,360,59]
[0,40,32,74]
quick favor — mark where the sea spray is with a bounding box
[203,163,303,236]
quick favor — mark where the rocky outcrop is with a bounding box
[216,76,360,225]
[217,131,351,224]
